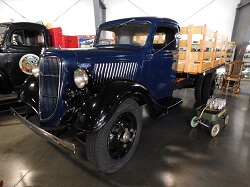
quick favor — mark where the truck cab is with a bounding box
[12,17,183,173]
[0,22,50,94]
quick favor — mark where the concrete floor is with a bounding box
[0,84,250,187]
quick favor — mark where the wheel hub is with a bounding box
[121,128,131,143]
[108,112,137,159]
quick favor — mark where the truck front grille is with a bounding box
[39,57,60,119]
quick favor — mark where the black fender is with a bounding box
[19,75,39,113]
[0,69,12,94]
[72,80,165,132]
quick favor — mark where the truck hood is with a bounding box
[72,47,145,65]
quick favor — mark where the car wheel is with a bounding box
[233,87,240,94]
[86,98,142,173]
[191,116,199,128]
[224,114,229,126]
[211,124,220,137]
[194,75,204,101]
[202,73,216,101]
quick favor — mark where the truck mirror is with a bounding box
[175,32,182,40]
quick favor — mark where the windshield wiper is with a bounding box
[115,19,135,28]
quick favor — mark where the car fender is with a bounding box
[71,80,164,132]
[19,75,39,113]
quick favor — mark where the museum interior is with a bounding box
[0,0,250,186]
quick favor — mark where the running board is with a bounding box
[158,97,183,114]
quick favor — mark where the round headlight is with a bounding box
[32,61,39,78]
[74,68,88,89]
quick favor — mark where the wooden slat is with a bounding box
[179,40,187,47]
[190,52,199,60]
[177,60,185,72]
[206,29,215,38]
[187,63,199,73]
[190,52,213,60]
[205,41,214,48]
[198,25,207,72]
[202,61,213,71]
[214,59,220,66]
[184,24,193,72]
[180,27,188,34]
[212,31,218,68]
[203,52,213,59]
[178,51,186,60]
[215,52,220,57]
[193,26,203,34]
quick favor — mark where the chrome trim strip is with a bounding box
[11,107,75,153]
[97,63,101,83]
[122,63,126,77]
[103,63,108,80]
[108,63,113,79]
[129,63,133,79]
[94,64,97,82]
[124,62,128,78]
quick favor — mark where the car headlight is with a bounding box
[74,68,88,89]
[32,61,39,78]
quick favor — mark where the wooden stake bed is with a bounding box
[177,25,228,74]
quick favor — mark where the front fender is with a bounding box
[72,80,164,132]
[19,75,39,113]
[0,69,12,94]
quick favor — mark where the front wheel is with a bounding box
[211,124,220,137]
[191,116,199,128]
[233,87,240,94]
[86,98,142,173]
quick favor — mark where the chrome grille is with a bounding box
[39,57,60,119]
[94,62,138,83]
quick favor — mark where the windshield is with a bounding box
[96,23,151,47]
[0,25,8,44]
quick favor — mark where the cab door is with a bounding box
[6,29,45,91]
[147,25,179,99]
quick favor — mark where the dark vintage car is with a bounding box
[0,22,50,94]
[12,17,184,173]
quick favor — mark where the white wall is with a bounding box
[0,0,96,35]
[105,0,241,40]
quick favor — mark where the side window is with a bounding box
[153,26,177,50]
[11,30,25,46]
[98,30,115,45]
[25,30,45,46]
[11,30,45,47]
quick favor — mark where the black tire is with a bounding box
[86,98,142,173]
[202,73,216,101]
[194,75,204,101]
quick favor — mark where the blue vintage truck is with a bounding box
[12,17,219,173]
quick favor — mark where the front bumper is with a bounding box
[11,107,76,153]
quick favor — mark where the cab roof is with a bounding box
[99,17,178,29]
[0,22,47,30]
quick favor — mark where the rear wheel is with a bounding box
[86,99,142,173]
[194,75,204,101]
[224,114,229,126]
[202,73,216,101]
